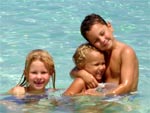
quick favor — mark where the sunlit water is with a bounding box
[0,0,150,113]
[0,90,140,113]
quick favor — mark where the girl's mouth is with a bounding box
[34,81,44,86]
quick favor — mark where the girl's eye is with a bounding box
[94,62,105,66]
[93,38,99,44]
[31,71,37,74]
[100,31,105,36]
[101,61,105,65]
[94,63,99,66]
[102,63,105,65]
[41,71,47,74]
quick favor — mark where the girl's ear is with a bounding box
[107,22,114,32]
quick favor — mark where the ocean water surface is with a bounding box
[0,0,150,113]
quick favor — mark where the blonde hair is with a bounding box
[73,43,100,69]
[18,49,56,89]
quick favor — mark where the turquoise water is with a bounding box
[0,0,150,112]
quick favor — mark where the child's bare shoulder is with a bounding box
[8,85,25,95]
[122,44,136,56]
[74,77,85,85]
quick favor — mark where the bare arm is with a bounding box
[63,78,86,96]
[106,47,139,96]
[70,67,98,88]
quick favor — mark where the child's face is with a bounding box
[84,50,106,82]
[86,23,114,51]
[26,60,51,93]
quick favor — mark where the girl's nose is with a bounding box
[99,36,105,43]
[37,73,42,78]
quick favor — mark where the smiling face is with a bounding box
[25,60,51,93]
[80,14,114,52]
[22,49,55,94]
[73,43,106,83]
[86,23,114,51]
[84,50,106,82]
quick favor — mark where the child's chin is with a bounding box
[96,77,102,82]
[34,85,44,89]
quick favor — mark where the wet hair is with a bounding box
[80,13,107,41]
[73,43,102,69]
[18,49,56,89]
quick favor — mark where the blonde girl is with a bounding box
[63,43,106,95]
[8,49,56,95]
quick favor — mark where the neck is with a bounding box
[26,87,46,95]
